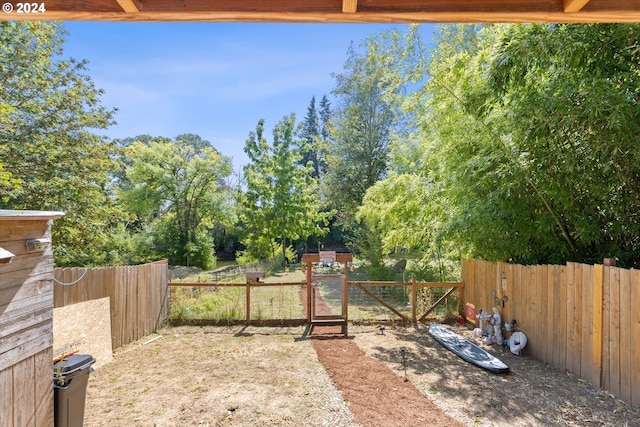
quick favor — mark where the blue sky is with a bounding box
[62,22,435,172]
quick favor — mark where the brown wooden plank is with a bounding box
[600,265,611,391]
[117,0,139,12]
[0,291,54,330]
[0,306,52,339]
[545,264,554,363]
[0,276,52,309]
[66,268,80,306]
[146,265,155,336]
[534,264,544,361]
[573,262,583,377]
[630,269,640,406]
[580,264,595,385]
[529,265,539,359]
[476,260,485,315]
[0,218,52,241]
[114,267,125,349]
[0,365,12,427]
[34,347,54,427]
[159,264,169,327]
[619,267,632,404]
[590,264,604,388]
[566,263,577,374]
[608,266,621,398]
[53,268,64,308]
[419,286,457,321]
[5,0,640,23]
[411,275,417,323]
[131,266,139,341]
[138,264,147,338]
[85,267,95,302]
[246,282,251,324]
[558,265,568,370]
[12,356,35,427]
[0,321,53,366]
[511,264,522,339]
[1,254,54,291]
[342,0,357,13]
[563,0,590,12]
[127,266,136,344]
[498,263,510,332]
[534,265,544,360]
[107,266,118,350]
[551,265,562,368]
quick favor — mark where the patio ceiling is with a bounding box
[2,0,639,23]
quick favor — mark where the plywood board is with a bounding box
[53,297,113,369]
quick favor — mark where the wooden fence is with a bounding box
[53,260,169,350]
[461,258,640,407]
[169,279,463,324]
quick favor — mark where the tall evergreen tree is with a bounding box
[297,96,321,178]
[323,42,397,223]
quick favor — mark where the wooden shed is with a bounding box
[0,210,64,427]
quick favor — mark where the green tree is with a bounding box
[120,134,233,268]
[375,23,640,266]
[481,24,640,265]
[241,116,332,263]
[0,21,119,266]
[297,96,322,178]
[323,39,402,239]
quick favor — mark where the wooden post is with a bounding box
[458,274,465,317]
[411,275,417,324]
[246,282,251,325]
[306,260,312,323]
[343,260,349,321]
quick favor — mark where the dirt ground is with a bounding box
[83,323,640,427]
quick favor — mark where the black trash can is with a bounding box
[53,354,96,427]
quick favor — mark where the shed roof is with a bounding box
[1,0,639,23]
[0,210,65,220]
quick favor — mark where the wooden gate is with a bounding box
[302,252,352,335]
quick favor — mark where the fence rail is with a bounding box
[53,260,169,350]
[461,258,640,407]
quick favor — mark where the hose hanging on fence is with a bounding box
[53,268,88,286]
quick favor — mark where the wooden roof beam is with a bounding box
[342,0,358,13]
[116,0,140,13]
[563,0,590,13]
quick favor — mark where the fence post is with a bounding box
[246,282,251,326]
[411,275,417,324]
[458,262,465,316]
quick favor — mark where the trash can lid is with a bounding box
[53,354,96,375]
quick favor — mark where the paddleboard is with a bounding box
[428,324,509,374]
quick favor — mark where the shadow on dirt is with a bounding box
[356,323,640,426]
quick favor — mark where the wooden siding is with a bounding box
[53,260,169,350]
[462,258,640,407]
[0,212,62,427]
